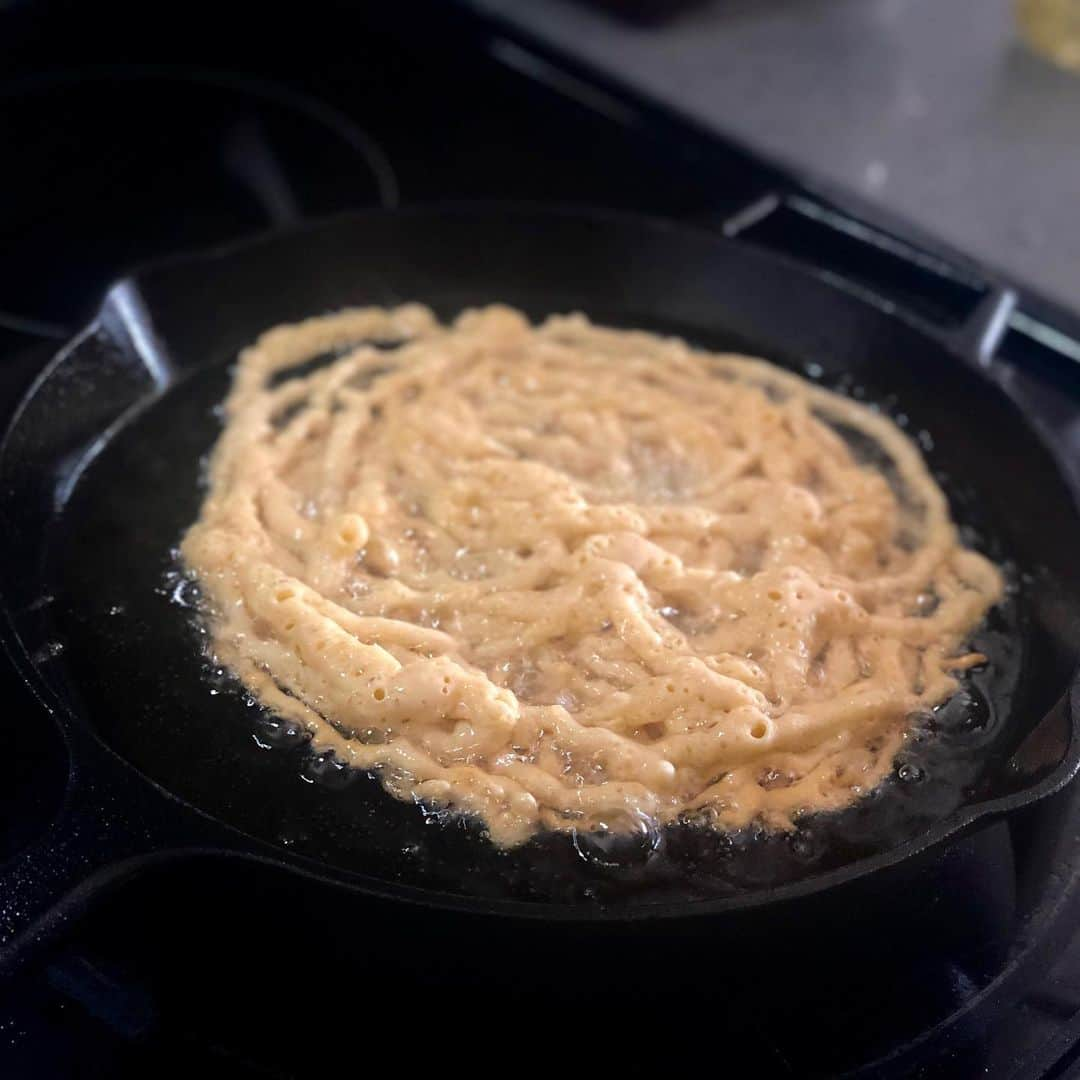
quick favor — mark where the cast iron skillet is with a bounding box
[2,205,1080,974]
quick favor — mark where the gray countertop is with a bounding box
[471,0,1080,311]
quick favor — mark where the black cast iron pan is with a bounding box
[3,205,1080,978]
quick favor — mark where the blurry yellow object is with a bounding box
[1017,0,1080,71]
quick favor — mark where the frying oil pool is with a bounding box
[39,298,1056,910]
[182,306,1006,852]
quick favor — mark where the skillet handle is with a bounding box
[0,727,237,980]
[1002,685,1079,796]
[720,192,1018,367]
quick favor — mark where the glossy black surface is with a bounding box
[0,206,1075,921]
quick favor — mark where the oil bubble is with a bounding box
[571,811,663,872]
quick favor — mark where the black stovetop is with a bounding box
[5,3,1080,1077]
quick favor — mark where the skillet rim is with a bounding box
[3,200,1079,922]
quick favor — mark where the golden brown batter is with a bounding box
[182,304,1003,847]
